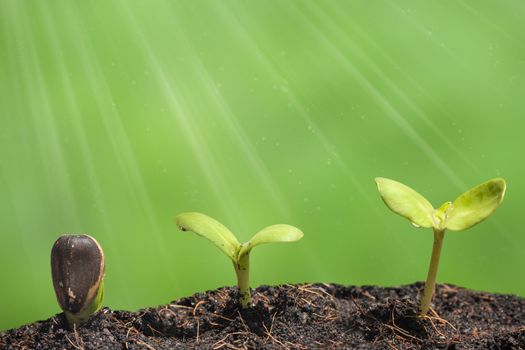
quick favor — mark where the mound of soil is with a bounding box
[1,283,524,349]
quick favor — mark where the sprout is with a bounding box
[375,177,506,316]
[176,212,303,308]
[51,234,105,328]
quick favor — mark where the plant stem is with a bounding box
[419,228,445,316]
[234,252,251,308]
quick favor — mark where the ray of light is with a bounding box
[113,0,244,231]
[217,2,381,215]
[284,1,466,190]
[454,0,523,48]
[54,0,179,287]
[2,2,81,228]
[164,2,292,220]
[0,0,58,315]
[307,1,483,180]
[384,0,494,93]
[31,1,132,305]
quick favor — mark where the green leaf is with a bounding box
[238,224,303,258]
[445,178,506,231]
[375,177,434,228]
[176,212,241,260]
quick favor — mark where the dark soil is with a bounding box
[1,283,524,349]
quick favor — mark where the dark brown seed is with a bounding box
[50,234,105,314]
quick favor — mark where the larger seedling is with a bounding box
[375,177,506,315]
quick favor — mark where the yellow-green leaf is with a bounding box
[446,178,506,231]
[239,224,303,257]
[176,212,240,260]
[375,177,434,228]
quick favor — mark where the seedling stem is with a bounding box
[420,228,445,316]
[234,251,251,308]
[375,177,506,316]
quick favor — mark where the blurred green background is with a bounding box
[1,0,524,331]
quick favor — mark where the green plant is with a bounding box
[51,234,105,328]
[375,177,506,316]
[176,212,303,308]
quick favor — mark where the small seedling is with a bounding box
[51,234,105,328]
[375,177,506,316]
[176,212,303,308]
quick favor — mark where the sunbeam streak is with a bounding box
[113,0,244,229]
[306,1,483,183]
[33,1,132,305]
[453,0,523,48]
[0,0,56,316]
[285,1,466,190]
[59,0,179,289]
[217,2,380,214]
[3,2,81,228]
[162,2,292,220]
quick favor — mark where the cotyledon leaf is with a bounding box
[375,177,434,228]
[445,178,506,231]
[238,224,303,258]
[176,212,241,260]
